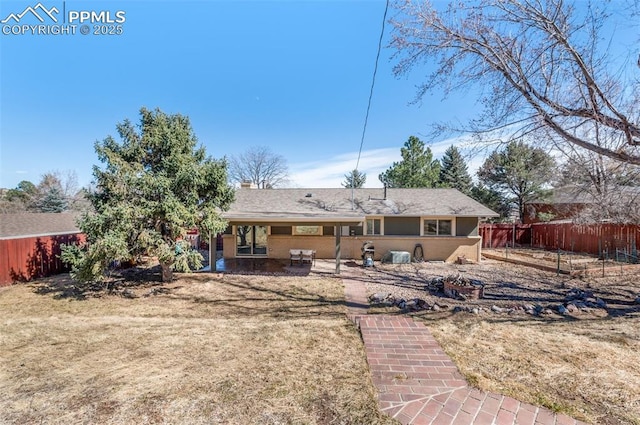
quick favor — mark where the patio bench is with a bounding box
[301,249,316,266]
[290,249,316,266]
[290,249,302,266]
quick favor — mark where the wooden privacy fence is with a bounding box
[530,222,639,257]
[0,233,85,286]
[479,223,531,248]
[480,222,640,258]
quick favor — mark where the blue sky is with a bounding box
[1,1,636,190]
[1,0,479,190]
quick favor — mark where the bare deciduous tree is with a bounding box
[391,0,640,163]
[228,146,289,188]
[554,127,640,223]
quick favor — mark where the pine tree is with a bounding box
[379,136,440,188]
[36,187,68,213]
[62,107,234,282]
[342,169,366,188]
[439,145,472,194]
[477,140,555,222]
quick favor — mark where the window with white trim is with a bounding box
[423,219,453,236]
[366,218,381,235]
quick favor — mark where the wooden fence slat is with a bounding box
[0,233,85,286]
[480,222,640,257]
[479,224,531,248]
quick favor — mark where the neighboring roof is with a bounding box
[0,213,80,239]
[223,188,498,222]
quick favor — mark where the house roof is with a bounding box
[0,213,81,240]
[223,188,498,222]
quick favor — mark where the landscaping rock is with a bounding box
[565,288,594,301]
[562,289,608,312]
[557,305,569,315]
[120,289,136,299]
[566,303,578,313]
[522,304,535,314]
[491,305,504,313]
[405,299,423,310]
[370,293,391,303]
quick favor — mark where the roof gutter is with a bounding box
[0,230,83,241]
[223,215,365,225]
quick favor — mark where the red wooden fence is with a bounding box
[0,233,85,286]
[479,223,531,248]
[480,222,640,257]
[530,223,639,256]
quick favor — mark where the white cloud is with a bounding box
[288,148,400,188]
[288,136,487,188]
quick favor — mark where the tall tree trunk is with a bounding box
[161,262,173,282]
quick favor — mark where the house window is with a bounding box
[424,219,453,236]
[293,226,322,236]
[366,218,381,235]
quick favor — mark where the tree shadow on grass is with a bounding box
[31,265,166,300]
[165,275,350,320]
[28,265,354,321]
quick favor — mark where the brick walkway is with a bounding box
[342,273,589,425]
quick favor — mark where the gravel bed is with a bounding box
[358,258,639,315]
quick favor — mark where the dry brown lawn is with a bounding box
[0,271,394,425]
[424,315,640,425]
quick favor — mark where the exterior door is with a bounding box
[236,225,267,256]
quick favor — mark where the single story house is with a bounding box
[217,187,498,271]
[0,213,84,285]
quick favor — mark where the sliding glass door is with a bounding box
[236,225,267,256]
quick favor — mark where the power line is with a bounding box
[355,0,389,174]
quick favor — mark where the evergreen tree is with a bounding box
[36,187,68,213]
[477,140,555,222]
[62,107,234,282]
[439,145,472,194]
[342,169,366,188]
[379,136,440,188]
[470,184,511,220]
[4,180,37,211]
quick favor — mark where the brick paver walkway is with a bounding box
[342,273,589,425]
